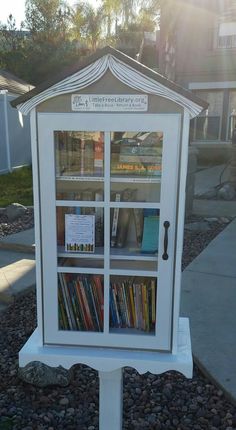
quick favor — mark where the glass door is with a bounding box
[109,131,162,338]
[38,113,181,350]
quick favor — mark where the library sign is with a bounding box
[71,94,148,112]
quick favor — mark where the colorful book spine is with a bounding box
[109,278,157,332]
[94,137,104,175]
[119,155,162,163]
[111,193,121,247]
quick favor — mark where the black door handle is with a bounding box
[162,221,170,260]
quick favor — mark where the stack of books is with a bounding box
[110,277,156,332]
[55,131,104,177]
[111,135,162,177]
[58,273,104,331]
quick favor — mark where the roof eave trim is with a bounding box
[16,54,204,118]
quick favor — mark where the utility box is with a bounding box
[12,46,206,399]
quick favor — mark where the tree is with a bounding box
[72,2,103,51]
[0,15,28,78]
[101,0,121,37]
[25,0,72,44]
[23,0,83,84]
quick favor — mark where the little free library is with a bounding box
[12,46,207,430]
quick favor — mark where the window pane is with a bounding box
[228,91,236,139]
[58,273,104,332]
[55,131,104,177]
[110,131,163,179]
[109,275,157,335]
[195,91,223,116]
[195,116,220,140]
[194,91,223,140]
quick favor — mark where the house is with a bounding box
[0,70,33,173]
[158,0,236,163]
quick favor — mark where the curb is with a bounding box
[0,284,36,305]
[0,242,35,254]
[193,354,236,407]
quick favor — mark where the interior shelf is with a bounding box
[58,246,157,261]
[111,176,161,183]
[109,327,155,336]
[56,175,104,182]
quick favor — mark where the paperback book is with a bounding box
[58,273,104,331]
[110,277,157,332]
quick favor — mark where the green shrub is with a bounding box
[0,166,33,208]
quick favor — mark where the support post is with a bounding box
[1,90,11,172]
[99,368,123,430]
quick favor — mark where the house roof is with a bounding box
[11,46,208,116]
[0,70,33,95]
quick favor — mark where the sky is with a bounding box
[0,0,100,28]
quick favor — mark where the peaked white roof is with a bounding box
[13,48,207,118]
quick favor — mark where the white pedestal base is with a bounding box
[19,318,192,430]
[99,369,123,430]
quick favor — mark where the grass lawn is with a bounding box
[0,166,33,208]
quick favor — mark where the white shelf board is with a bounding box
[56,200,104,207]
[110,202,160,209]
[58,246,157,262]
[109,269,157,277]
[109,327,155,336]
[111,176,161,184]
[57,266,104,275]
[110,247,157,261]
[56,175,104,182]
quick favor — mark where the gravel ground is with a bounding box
[0,209,34,238]
[0,213,235,429]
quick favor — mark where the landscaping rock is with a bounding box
[5,203,27,221]
[18,361,74,387]
[185,221,211,232]
[217,183,236,200]
[198,188,218,199]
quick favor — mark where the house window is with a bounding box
[228,91,236,139]
[217,22,236,48]
[193,91,223,141]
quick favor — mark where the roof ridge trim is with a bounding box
[17,54,203,118]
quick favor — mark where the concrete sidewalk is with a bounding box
[181,217,236,402]
[0,229,35,304]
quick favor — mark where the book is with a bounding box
[119,155,162,163]
[119,145,162,157]
[58,283,69,330]
[141,210,160,254]
[95,190,104,247]
[84,140,94,175]
[74,280,89,330]
[133,208,144,247]
[59,273,77,330]
[83,276,100,331]
[111,162,161,176]
[57,203,67,247]
[94,135,104,175]
[109,278,157,332]
[93,275,104,326]
[141,216,159,253]
[65,214,95,253]
[116,188,136,248]
[78,278,94,330]
[82,189,95,215]
[111,193,121,247]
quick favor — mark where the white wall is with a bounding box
[0,92,31,173]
